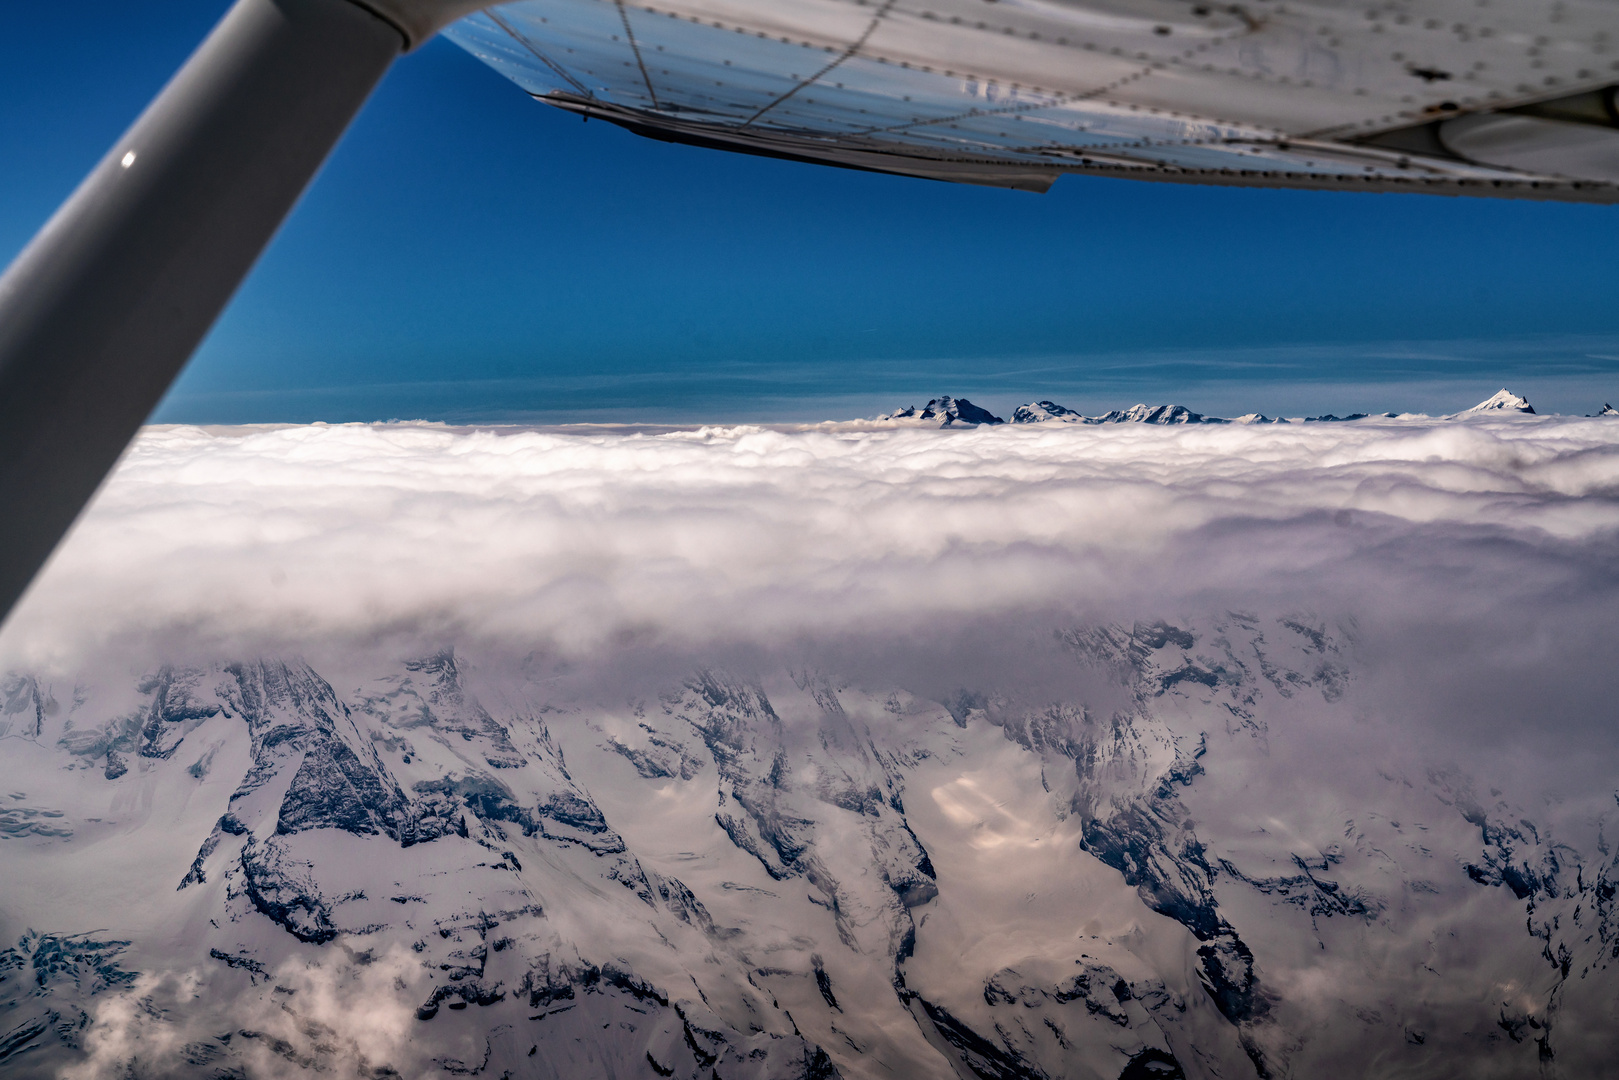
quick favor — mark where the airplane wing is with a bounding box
[444,0,1619,198]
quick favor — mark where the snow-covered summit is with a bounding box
[878,395,1004,426]
[1464,388,1536,414]
[1095,403,1224,425]
[882,390,1569,428]
[1011,401,1226,425]
[1010,400,1086,424]
[1596,403,1618,417]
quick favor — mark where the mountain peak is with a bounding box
[1012,400,1226,426]
[1111,403,1222,424]
[1465,389,1535,415]
[879,396,1004,426]
[1597,403,1618,417]
[1011,400,1084,424]
[883,390,1570,427]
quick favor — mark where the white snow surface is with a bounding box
[2,416,1619,1079]
[1005,401,1223,425]
[1462,388,1535,414]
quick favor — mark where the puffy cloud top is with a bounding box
[5,416,1617,669]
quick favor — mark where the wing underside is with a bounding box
[446,0,1619,199]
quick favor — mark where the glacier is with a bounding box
[2,412,1619,1079]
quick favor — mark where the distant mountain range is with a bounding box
[877,390,1617,427]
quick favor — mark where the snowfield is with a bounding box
[2,412,1618,1079]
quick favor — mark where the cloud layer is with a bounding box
[7,416,1618,666]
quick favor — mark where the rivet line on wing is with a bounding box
[485,8,594,98]
[615,0,662,110]
[740,0,900,129]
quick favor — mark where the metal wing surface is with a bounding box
[445,0,1619,198]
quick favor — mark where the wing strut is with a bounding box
[0,0,404,624]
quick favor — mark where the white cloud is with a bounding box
[6,416,1617,673]
[62,949,431,1080]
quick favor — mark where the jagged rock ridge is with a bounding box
[1,622,1617,1078]
[879,396,1004,426]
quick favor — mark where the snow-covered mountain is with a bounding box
[911,391,1570,426]
[3,618,1613,1079]
[1088,404,1223,425]
[1009,400,1087,424]
[1459,389,1535,415]
[1007,402,1411,425]
[878,397,1004,426]
[1008,402,1224,426]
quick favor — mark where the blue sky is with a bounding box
[3,0,1618,422]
